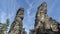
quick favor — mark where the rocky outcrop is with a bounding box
[8,8,24,34]
[30,2,60,34]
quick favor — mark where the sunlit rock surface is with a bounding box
[8,8,27,34]
[30,2,60,34]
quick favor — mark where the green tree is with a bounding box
[4,18,10,34]
[0,18,10,34]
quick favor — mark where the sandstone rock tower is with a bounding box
[35,2,48,34]
[32,2,59,34]
[8,8,24,34]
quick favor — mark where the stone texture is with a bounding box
[31,2,60,34]
[8,8,25,34]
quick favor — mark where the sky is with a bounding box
[0,0,60,34]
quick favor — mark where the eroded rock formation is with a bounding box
[30,2,60,34]
[8,8,24,34]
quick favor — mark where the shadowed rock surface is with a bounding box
[8,8,27,34]
[30,2,60,34]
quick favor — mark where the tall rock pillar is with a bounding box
[35,2,49,34]
[8,8,24,34]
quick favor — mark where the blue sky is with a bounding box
[0,0,60,34]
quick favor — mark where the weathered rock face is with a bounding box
[8,8,24,34]
[32,2,60,34]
